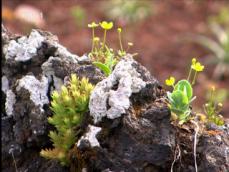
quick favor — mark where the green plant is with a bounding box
[40,74,94,166]
[208,7,229,26]
[190,23,229,79]
[88,21,135,76]
[188,7,229,79]
[70,6,86,27]
[165,58,204,124]
[166,79,194,124]
[103,0,153,25]
[206,87,229,105]
[92,46,117,76]
[203,86,225,126]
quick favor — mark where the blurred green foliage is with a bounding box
[209,7,229,26]
[204,87,225,126]
[190,7,229,79]
[206,88,229,104]
[70,5,86,27]
[103,0,153,25]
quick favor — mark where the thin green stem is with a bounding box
[118,32,123,52]
[91,28,95,52]
[210,87,215,107]
[210,89,213,104]
[126,45,130,52]
[187,68,192,82]
[102,30,107,50]
[192,71,197,85]
[94,43,98,57]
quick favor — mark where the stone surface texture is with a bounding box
[2,26,229,172]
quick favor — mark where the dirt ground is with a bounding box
[2,0,229,117]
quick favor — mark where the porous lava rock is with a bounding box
[2,26,229,172]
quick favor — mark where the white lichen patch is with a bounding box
[41,56,64,92]
[89,55,146,123]
[5,30,44,62]
[77,54,90,62]
[77,125,102,148]
[2,75,9,93]
[5,90,16,116]
[16,75,49,112]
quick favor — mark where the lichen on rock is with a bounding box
[4,30,45,62]
[5,90,16,116]
[89,55,146,123]
[77,125,102,148]
[41,56,65,92]
[2,26,229,172]
[16,75,49,112]
[1,75,9,93]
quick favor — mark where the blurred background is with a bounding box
[2,0,229,117]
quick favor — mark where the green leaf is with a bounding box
[174,80,193,101]
[170,90,189,111]
[93,61,111,76]
[190,34,225,59]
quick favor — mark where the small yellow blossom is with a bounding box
[211,86,215,91]
[218,103,223,107]
[196,113,207,122]
[88,22,99,28]
[93,37,100,42]
[100,21,113,30]
[191,58,204,72]
[192,58,196,65]
[117,27,122,33]
[128,42,133,46]
[165,76,175,86]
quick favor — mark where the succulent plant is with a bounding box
[40,74,94,166]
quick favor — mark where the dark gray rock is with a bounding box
[2,25,228,172]
[1,26,104,172]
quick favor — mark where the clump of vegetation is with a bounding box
[40,74,94,166]
[165,58,225,126]
[189,7,229,79]
[205,87,229,107]
[88,21,135,76]
[208,7,229,26]
[203,86,224,126]
[70,5,86,28]
[103,0,153,25]
[165,58,204,124]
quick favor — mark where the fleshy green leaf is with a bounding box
[174,80,193,101]
[93,61,111,76]
[170,90,189,109]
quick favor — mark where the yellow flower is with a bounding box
[128,42,133,46]
[196,113,207,122]
[100,21,113,30]
[192,58,196,65]
[211,86,215,91]
[93,37,100,42]
[117,27,122,33]
[88,22,99,28]
[191,58,204,72]
[165,76,175,86]
[218,102,223,107]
